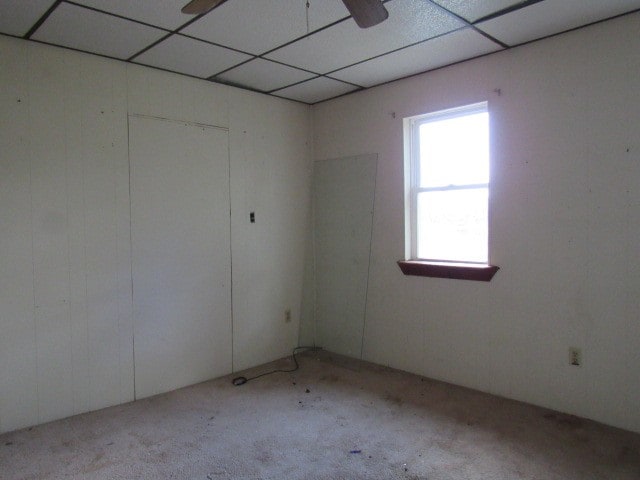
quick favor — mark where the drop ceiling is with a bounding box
[1,0,639,104]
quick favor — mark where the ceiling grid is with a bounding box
[0,0,638,104]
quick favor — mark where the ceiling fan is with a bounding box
[181,0,389,29]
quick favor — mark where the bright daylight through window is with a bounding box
[407,102,489,265]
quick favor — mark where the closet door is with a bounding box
[129,115,231,399]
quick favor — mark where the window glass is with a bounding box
[418,112,489,188]
[417,188,488,263]
[408,102,490,264]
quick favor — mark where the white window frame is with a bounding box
[404,101,490,265]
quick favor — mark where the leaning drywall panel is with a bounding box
[313,155,377,358]
[297,212,317,348]
[312,12,640,433]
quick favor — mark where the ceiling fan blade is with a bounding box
[181,0,228,15]
[342,0,389,28]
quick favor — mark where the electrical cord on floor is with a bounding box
[232,346,321,386]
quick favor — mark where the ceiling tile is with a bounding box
[331,28,503,87]
[273,77,359,104]
[0,0,57,37]
[72,0,190,31]
[477,0,640,47]
[265,0,464,74]
[216,59,316,92]
[31,2,166,59]
[134,34,252,78]
[182,0,348,55]
[431,0,523,23]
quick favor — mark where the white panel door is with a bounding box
[129,115,232,399]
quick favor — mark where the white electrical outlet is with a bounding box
[569,347,582,366]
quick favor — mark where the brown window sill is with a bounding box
[397,260,499,282]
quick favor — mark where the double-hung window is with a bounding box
[401,102,498,280]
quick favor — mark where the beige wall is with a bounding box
[0,36,312,433]
[311,12,640,433]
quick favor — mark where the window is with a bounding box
[399,102,498,281]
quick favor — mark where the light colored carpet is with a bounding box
[1,350,638,479]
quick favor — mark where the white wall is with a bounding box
[0,35,312,434]
[228,88,312,371]
[311,12,640,433]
